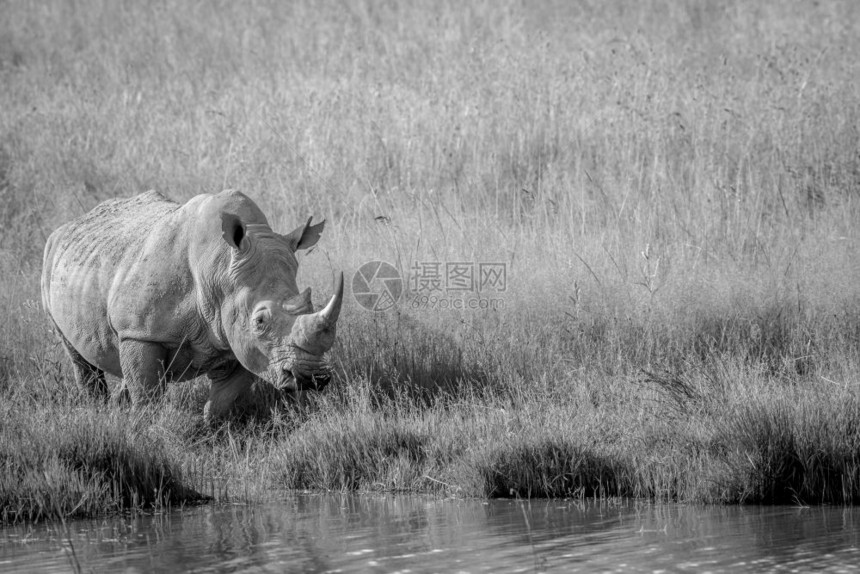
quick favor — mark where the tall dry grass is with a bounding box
[2,0,860,520]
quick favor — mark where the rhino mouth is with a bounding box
[281,368,331,391]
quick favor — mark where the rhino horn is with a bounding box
[283,287,313,314]
[291,272,344,354]
[318,271,344,326]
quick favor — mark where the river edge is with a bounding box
[3,359,860,527]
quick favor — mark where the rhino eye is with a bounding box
[252,310,270,332]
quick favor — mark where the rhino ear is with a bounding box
[283,217,326,252]
[221,213,248,252]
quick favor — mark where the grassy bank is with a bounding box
[2,0,860,522]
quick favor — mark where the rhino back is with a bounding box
[42,190,188,374]
[46,191,178,275]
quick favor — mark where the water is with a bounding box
[1,495,859,573]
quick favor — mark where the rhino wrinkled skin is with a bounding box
[41,189,343,422]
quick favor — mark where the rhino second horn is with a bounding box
[283,287,312,313]
[319,272,344,326]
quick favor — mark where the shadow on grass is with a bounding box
[335,311,498,403]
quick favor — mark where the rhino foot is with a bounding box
[57,331,109,400]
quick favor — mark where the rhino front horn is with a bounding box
[319,271,344,326]
[290,272,344,355]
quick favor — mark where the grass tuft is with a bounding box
[0,401,205,523]
[477,440,623,500]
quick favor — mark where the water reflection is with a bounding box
[1,496,859,572]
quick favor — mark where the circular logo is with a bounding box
[352,261,403,312]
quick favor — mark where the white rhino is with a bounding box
[41,189,343,422]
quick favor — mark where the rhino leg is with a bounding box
[59,334,109,399]
[204,365,255,424]
[118,339,168,404]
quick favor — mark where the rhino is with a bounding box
[41,189,343,422]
